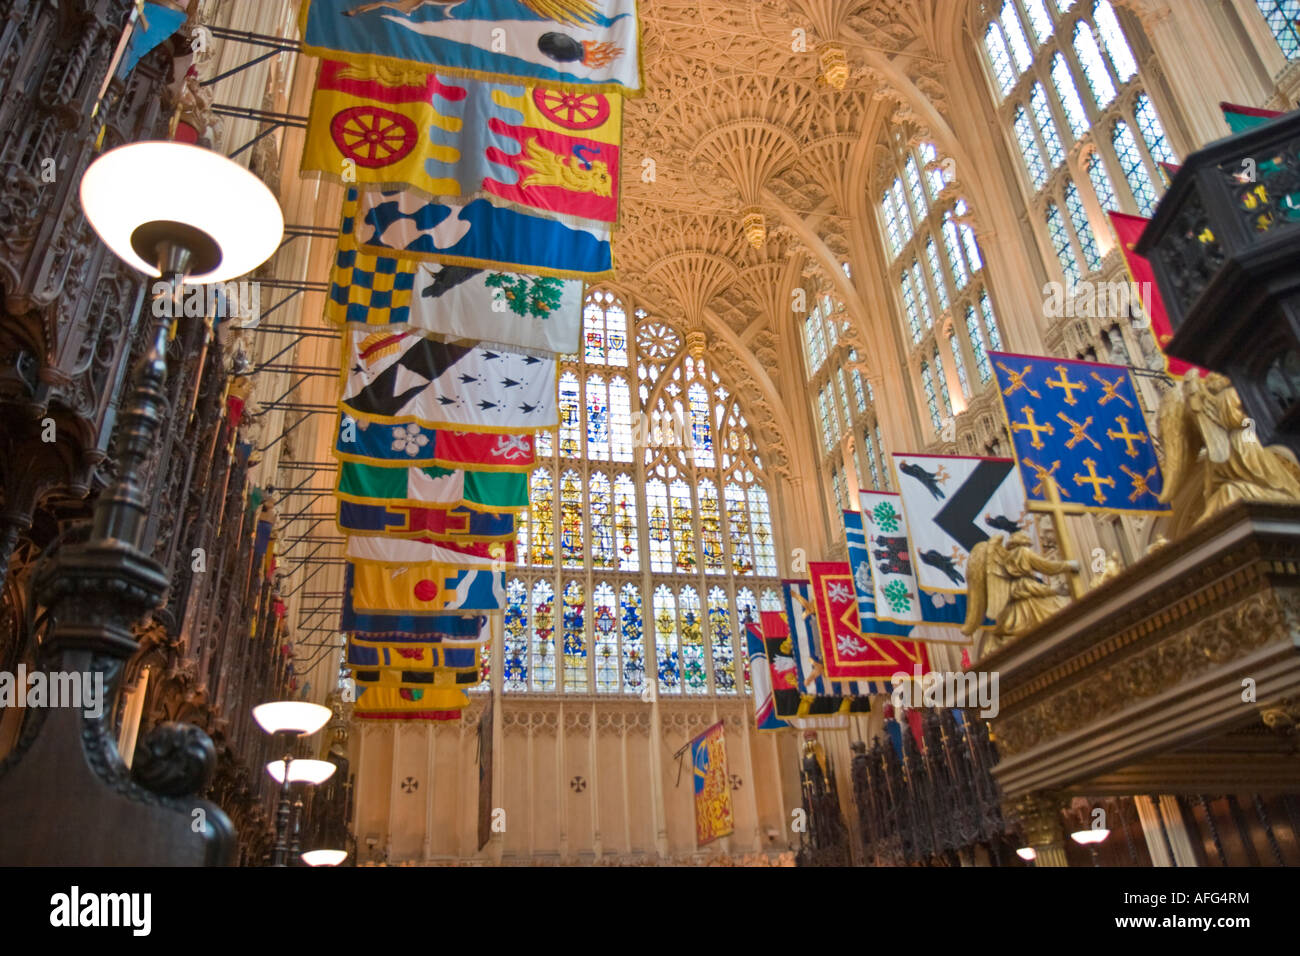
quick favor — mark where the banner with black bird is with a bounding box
[298,0,643,95]
[989,352,1169,516]
[341,327,558,434]
[892,453,1033,595]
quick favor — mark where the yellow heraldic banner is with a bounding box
[304,60,624,224]
[690,721,735,846]
[349,559,506,614]
[353,685,471,719]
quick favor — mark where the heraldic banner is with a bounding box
[690,721,735,846]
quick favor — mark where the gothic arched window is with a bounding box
[505,292,779,697]
[1254,1,1300,59]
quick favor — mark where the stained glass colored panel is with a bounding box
[531,580,556,692]
[654,584,680,693]
[610,376,633,462]
[504,578,529,692]
[646,479,672,573]
[725,483,754,575]
[529,468,554,566]
[593,581,619,693]
[621,582,644,693]
[560,469,584,568]
[679,586,707,694]
[749,486,777,574]
[563,579,587,692]
[559,371,581,457]
[670,478,697,572]
[699,479,725,574]
[689,382,714,467]
[614,473,639,572]
[586,374,609,460]
[708,587,736,695]
[589,472,614,569]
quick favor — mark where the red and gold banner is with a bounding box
[808,562,930,682]
[690,721,735,847]
[1109,211,1205,379]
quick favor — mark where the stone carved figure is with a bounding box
[962,532,1080,655]
[1158,373,1300,536]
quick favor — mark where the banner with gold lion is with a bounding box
[304,59,622,223]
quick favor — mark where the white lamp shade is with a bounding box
[79,141,283,283]
[266,758,338,786]
[1071,828,1111,845]
[1016,847,1037,861]
[253,701,331,736]
[301,849,348,867]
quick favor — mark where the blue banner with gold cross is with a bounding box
[989,352,1169,515]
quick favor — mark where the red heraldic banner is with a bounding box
[808,561,930,681]
[1109,211,1205,379]
[690,721,735,847]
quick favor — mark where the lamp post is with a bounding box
[254,701,332,867]
[0,140,282,866]
[1071,828,1111,867]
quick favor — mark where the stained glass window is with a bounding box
[920,361,943,433]
[1086,149,1119,213]
[912,260,934,329]
[949,334,971,399]
[920,142,946,199]
[559,372,581,457]
[882,190,902,257]
[563,580,586,693]
[1073,20,1117,109]
[510,292,779,698]
[985,21,1017,96]
[586,374,610,460]
[1023,0,1053,43]
[831,468,844,512]
[932,348,954,417]
[1093,1,1138,82]
[862,429,881,488]
[670,478,697,572]
[942,218,970,291]
[804,311,828,374]
[966,306,993,384]
[654,584,679,693]
[1014,106,1048,189]
[1257,1,1300,59]
[560,470,583,568]
[689,381,714,467]
[1031,82,1066,169]
[504,578,529,692]
[1133,93,1175,166]
[620,583,644,693]
[679,587,707,694]
[699,479,725,574]
[981,292,1004,350]
[892,179,914,244]
[905,155,928,219]
[1113,119,1158,215]
[902,270,923,344]
[926,237,950,311]
[1065,179,1102,271]
[593,581,619,693]
[1047,200,1081,284]
[849,353,867,413]
[529,468,554,566]
[613,473,638,572]
[818,387,837,451]
[750,487,777,574]
[646,478,672,572]
[708,587,736,694]
[1051,53,1089,137]
[1001,0,1035,71]
[531,580,556,692]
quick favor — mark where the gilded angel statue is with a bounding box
[1158,373,1300,536]
[961,532,1080,656]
